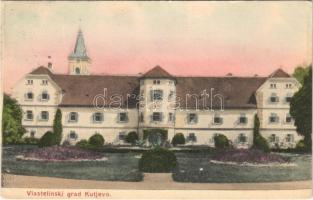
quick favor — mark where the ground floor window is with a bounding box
[119,132,126,141]
[238,133,247,144]
[286,134,294,143]
[269,134,279,143]
[30,130,36,138]
[187,133,197,143]
[69,131,78,140]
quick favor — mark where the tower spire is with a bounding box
[69,29,89,60]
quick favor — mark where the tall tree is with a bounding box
[53,108,63,145]
[290,66,312,149]
[293,64,311,85]
[2,94,25,144]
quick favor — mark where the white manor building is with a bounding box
[12,30,302,148]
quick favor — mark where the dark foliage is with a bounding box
[38,131,56,148]
[214,134,230,149]
[125,131,139,145]
[53,108,63,145]
[88,133,105,147]
[252,114,270,152]
[171,133,186,146]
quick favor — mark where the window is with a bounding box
[40,111,49,120]
[286,134,294,143]
[213,114,223,124]
[69,112,78,122]
[69,131,78,140]
[151,90,163,101]
[269,113,279,123]
[75,67,80,74]
[285,95,292,103]
[41,91,49,101]
[140,112,144,123]
[270,93,279,103]
[285,113,292,123]
[153,80,160,85]
[25,92,34,100]
[118,112,128,122]
[187,133,197,142]
[168,80,173,85]
[119,132,126,141]
[152,112,162,122]
[93,112,103,122]
[42,80,48,85]
[239,114,247,124]
[238,133,247,144]
[286,83,292,89]
[30,130,36,138]
[26,110,33,120]
[187,113,198,124]
[269,134,279,143]
[26,80,33,85]
[168,113,174,122]
[270,83,276,89]
[168,91,175,100]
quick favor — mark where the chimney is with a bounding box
[226,73,233,77]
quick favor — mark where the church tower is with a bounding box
[68,29,91,75]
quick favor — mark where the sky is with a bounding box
[2,1,312,93]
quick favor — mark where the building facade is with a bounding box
[12,30,302,148]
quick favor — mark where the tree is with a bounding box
[214,134,230,149]
[2,94,25,144]
[293,64,311,85]
[171,133,185,146]
[290,67,312,151]
[88,133,105,147]
[252,114,270,152]
[38,131,56,147]
[125,131,139,145]
[53,108,63,145]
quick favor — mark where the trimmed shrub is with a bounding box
[76,139,89,148]
[21,137,39,145]
[53,108,63,145]
[254,135,270,153]
[214,134,230,149]
[139,148,177,172]
[295,140,306,151]
[172,133,186,146]
[38,131,56,148]
[88,133,104,147]
[125,131,139,145]
[62,140,71,146]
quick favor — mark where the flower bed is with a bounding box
[16,146,107,162]
[211,149,290,164]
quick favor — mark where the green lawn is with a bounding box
[173,152,312,183]
[2,145,143,182]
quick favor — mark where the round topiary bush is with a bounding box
[253,135,270,153]
[171,133,185,146]
[38,131,56,148]
[125,131,139,145]
[88,133,104,147]
[139,148,177,172]
[75,139,89,148]
[214,134,230,149]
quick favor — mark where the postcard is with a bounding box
[1,1,312,199]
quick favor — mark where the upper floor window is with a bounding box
[93,112,103,123]
[41,91,50,101]
[119,132,126,141]
[168,113,174,122]
[150,90,163,101]
[285,83,292,89]
[187,113,198,124]
[286,134,294,143]
[168,91,175,100]
[270,83,277,89]
[40,111,49,121]
[269,113,279,123]
[69,131,78,140]
[26,80,33,85]
[118,112,128,123]
[239,114,247,124]
[285,94,292,103]
[238,133,247,144]
[41,80,48,85]
[270,93,279,103]
[26,110,33,120]
[153,80,161,85]
[152,112,162,122]
[69,112,78,122]
[213,114,223,124]
[285,113,293,123]
[25,92,34,101]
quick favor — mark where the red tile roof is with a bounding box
[141,65,174,79]
[268,68,290,78]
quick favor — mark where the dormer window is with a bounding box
[286,83,292,89]
[41,91,50,101]
[26,80,33,85]
[187,113,198,124]
[269,113,279,123]
[41,80,48,85]
[270,93,279,103]
[270,83,276,89]
[213,114,223,124]
[25,92,34,101]
[93,112,103,123]
[239,114,247,124]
